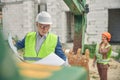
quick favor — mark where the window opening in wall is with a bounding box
[38,0,47,13]
[66,11,74,42]
[108,9,120,43]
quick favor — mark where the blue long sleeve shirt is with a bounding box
[15,36,66,61]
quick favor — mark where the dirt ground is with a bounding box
[89,58,120,80]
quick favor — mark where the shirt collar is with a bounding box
[36,32,48,39]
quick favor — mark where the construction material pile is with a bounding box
[65,48,90,80]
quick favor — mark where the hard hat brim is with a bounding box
[38,21,52,25]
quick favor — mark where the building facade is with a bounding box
[1,0,120,44]
[86,0,120,44]
[1,0,37,40]
[1,0,73,43]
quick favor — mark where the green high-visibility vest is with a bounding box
[24,32,57,62]
[95,43,112,64]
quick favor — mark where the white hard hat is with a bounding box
[36,11,52,24]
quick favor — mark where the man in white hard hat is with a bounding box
[15,11,66,62]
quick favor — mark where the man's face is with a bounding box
[36,23,50,36]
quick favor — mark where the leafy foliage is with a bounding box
[84,44,96,58]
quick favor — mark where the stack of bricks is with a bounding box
[66,48,90,80]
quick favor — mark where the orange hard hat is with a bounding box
[102,32,111,41]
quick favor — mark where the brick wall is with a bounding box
[2,0,120,44]
[85,0,120,44]
[47,0,69,43]
[2,0,69,43]
[2,0,36,40]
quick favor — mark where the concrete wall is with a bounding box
[2,0,37,39]
[85,0,120,44]
[46,0,69,43]
[1,0,70,43]
[2,0,120,44]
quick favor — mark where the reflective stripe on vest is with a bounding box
[96,43,112,64]
[24,32,57,62]
[23,57,41,61]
